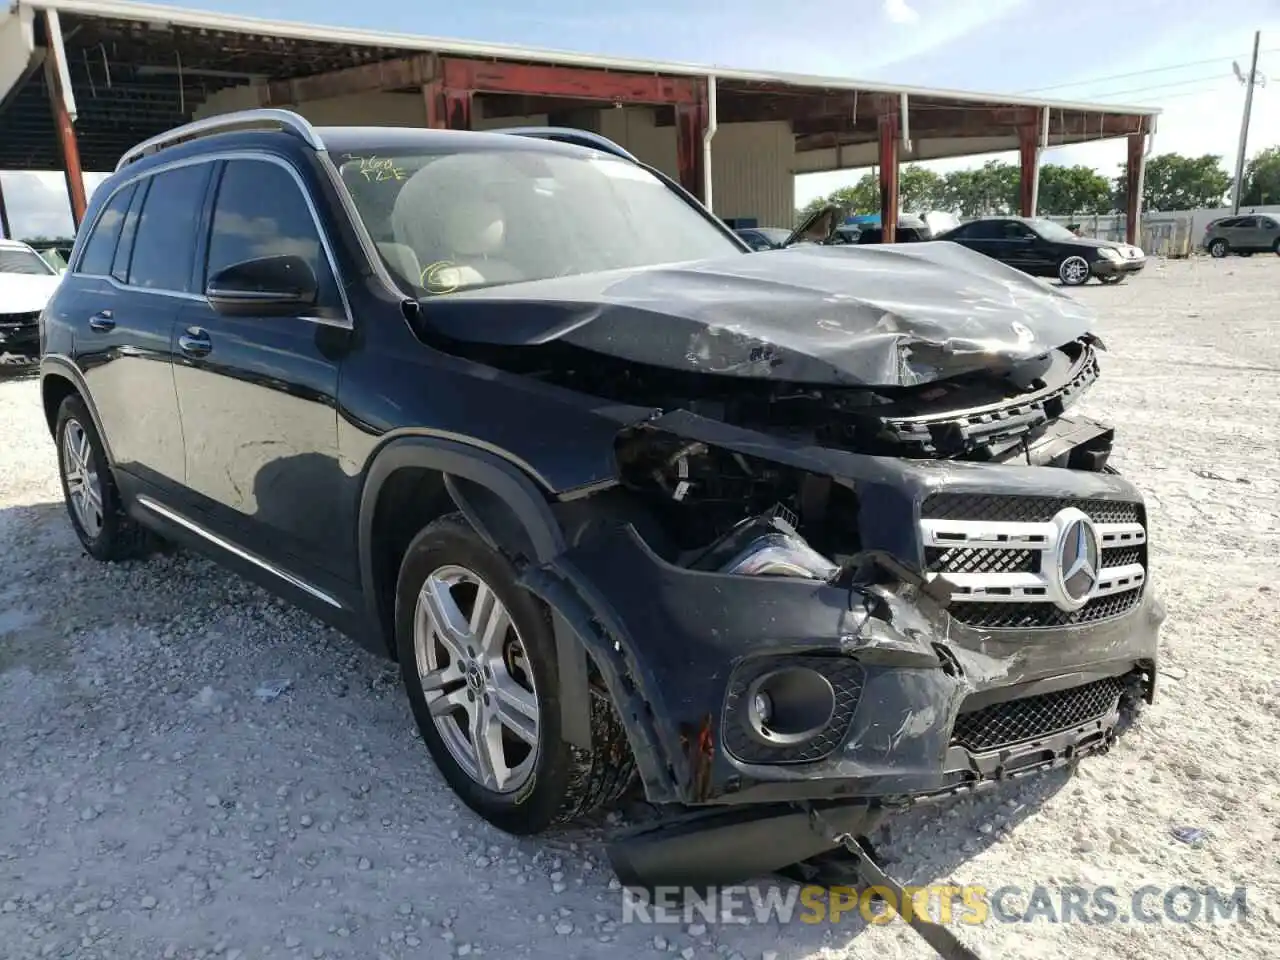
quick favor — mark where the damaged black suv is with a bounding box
[41,109,1162,890]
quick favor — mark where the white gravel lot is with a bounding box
[2,256,1279,960]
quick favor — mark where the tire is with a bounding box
[1098,274,1124,285]
[1058,255,1091,286]
[54,394,155,562]
[395,512,635,834]
[1209,238,1229,258]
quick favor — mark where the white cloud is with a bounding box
[0,171,109,241]
[883,0,920,25]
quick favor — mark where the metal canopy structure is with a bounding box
[0,0,1160,243]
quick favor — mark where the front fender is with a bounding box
[356,434,593,747]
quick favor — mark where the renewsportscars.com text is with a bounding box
[622,883,1249,927]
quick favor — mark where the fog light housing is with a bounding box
[746,667,836,746]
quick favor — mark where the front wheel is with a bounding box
[1209,238,1229,258]
[1058,255,1091,286]
[54,394,156,562]
[395,513,635,834]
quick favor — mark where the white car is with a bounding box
[0,238,63,364]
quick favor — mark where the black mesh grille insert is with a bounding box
[951,676,1124,753]
[925,547,1037,575]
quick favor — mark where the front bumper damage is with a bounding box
[517,412,1163,891]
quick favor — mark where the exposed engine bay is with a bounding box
[462,332,1117,570]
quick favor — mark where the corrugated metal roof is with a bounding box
[19,0,1161,117]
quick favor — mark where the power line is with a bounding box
[1016,48,1279,95]
[1083,73,1239,101]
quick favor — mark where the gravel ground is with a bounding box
[2,256,1279,960]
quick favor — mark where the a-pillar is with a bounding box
[1018,122,1041,217]
[1124,132,1145,245]
[43,10,86,229]
[422,81,472,130]
[878,111,899,243]
[675,97,707,202]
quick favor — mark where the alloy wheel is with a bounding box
[414,564,540,794]
[1210,240,1228,258]
[1059,256,1090,285]
[62,418,104,538]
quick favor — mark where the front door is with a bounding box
[171,155,356,586]
[72,163,211,489]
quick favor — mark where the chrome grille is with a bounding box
[920,493,1147,629]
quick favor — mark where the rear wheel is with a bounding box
[1058,255,1091,286]
[396,513,635,834]
[54,394,155,562]
[1209,238,1229,258]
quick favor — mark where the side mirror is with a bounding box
[206,255,318,317]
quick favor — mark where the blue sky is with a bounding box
[4,0,1279,236]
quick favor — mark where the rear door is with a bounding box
[71,162,210,488]
[1257,215,1280,251]
[171,154,355,590]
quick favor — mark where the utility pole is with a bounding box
[1231,31,1262,214]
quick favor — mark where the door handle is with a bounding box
[178,328,212,358]
[88,310,115,332]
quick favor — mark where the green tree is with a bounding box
[1037,164,1113,215]
[795,174,879,224]
[940,160,1020,218]
[1113,152,1231,212]
[1241,145,1280,206]
[900,165,946,212]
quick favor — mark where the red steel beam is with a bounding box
[439,58,701,105]
[43,12,85,229]
[878,112,899,243]
[675,100,707,201]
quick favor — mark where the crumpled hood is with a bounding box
[0,273,62,314]
[420,241,1099,387]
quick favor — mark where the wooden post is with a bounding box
[878,111,899,243]
[1125,132,1145,246]
[43,10,86,229]
[1018,122,1039,217]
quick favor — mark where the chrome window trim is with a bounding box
[135,494,343,610]
[72,150,354,330]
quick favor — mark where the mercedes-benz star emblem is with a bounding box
[1051,508,1100,611]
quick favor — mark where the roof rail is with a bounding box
[115,109,326,172]
[497,127,639,164]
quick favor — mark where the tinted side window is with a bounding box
[1262,217,1279,229]
[76,183,135,276]
[127,163,212,292]
[205,159,338,307]
[112,179,149,284]
[965,221,1003,240]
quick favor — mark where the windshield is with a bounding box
[0,247,56,276]
[336,147,743,295]
[1030,219,1081,242]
